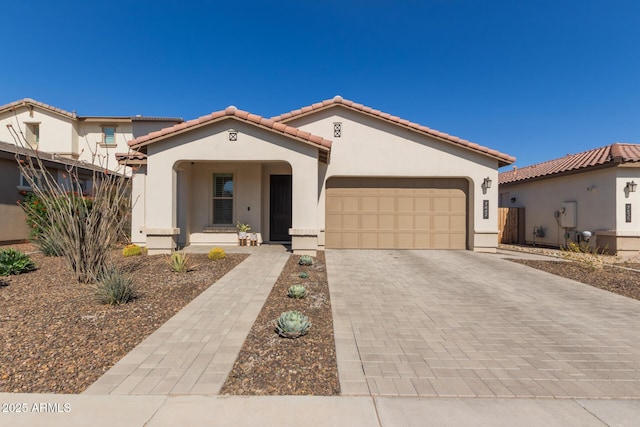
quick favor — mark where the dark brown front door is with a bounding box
[270,175,292,241]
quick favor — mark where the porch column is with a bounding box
[290,156,319,255]
[145,162,179,254]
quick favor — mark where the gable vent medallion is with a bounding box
[333,122,342,138]
[228,129,238,141]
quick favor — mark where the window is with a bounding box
[212,173,233,224]
[25,123,40,147]
[19,171,43,189]
[102,126,116,145]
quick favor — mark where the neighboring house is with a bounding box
[499,143,640,257]
[118,96,515,255]
[0,98,183,172]
[0,141,101,243]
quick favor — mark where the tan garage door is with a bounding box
[325,177,467,249]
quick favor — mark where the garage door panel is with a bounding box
[326,178,467,249]
[397,215,414,230]
[378,214,395,230]
[342,197,359,212]
[360,196,377,211]
[378,232,395,248]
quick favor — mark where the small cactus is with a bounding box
[208,247,226,260]
[298,255,313,266]
[287,284,308,299]
[122,244,143,257]
[276,310,311,338]
[299,272,309,279]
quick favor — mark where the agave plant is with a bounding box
[287,284,308,299]
[276,310,311,338]
[298,255,313,266]
[298,272,309,279]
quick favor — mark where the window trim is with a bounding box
[100,125,118,147]
[23,122,41,147]
[18,170,44,191]
[211,173,234,225]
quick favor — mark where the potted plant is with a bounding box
[236,221,251,245]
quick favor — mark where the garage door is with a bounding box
[325,177,467,249]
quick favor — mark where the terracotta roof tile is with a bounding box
[271,95,515,167]
[499,143,640,185]
[115,151,147,162]
[128,107,332,151]
[0,98,77,119]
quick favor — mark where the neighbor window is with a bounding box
[19,171,43,190]
[25,123,40,147]
[212,173,233,224]
[102,126,116,145]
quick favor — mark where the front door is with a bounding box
[270,175,292,241]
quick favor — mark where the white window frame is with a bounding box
[101,125,117,146]
[212,173,234,225]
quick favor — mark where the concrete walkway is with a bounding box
[327,250,640,399]
[4,248,640,426]
[84,245,290,395]
[2,394,640,426]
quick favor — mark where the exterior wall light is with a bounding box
[626,181,637,193]
[481,177,492,194]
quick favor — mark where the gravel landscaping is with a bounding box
[0,243,247,394]
[220,252,340,396]
[510,258,640,301]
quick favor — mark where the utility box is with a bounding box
[559,201,577,228]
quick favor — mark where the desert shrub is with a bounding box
[168,250,191,273]
[208,247,226,260]
[299,272,309,279]
[560,241,614,271]
[13,136,131,283]
[35,233,63,257]
[298,255,313,266]
[287,284,308,299]
[276,310,311,338]
[0,249,36,276]
[95,266,136,305]
[122,244,143,257]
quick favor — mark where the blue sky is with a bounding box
[3,0,639,168]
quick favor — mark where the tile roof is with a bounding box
[115,151,147,163]
[271,95,515,167]
[0,140,103,172]
[499,143,640,185]
[128,106,332,151]
[0,98,77,119]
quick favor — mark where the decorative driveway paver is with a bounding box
[327,250,640,398]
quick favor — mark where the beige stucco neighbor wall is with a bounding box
[140,120,319,254]
[76,122,133,171]
[286,107,501,252]
[499,167,640,255]
[0,108,75,155]
[0,157,29,242]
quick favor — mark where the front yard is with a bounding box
[0,244,247,393]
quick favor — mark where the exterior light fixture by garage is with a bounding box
[481,176,492,194]
[626,181,637,193]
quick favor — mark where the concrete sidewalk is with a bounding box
[2,393,640,426]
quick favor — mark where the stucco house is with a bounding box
[499,143,640,257]
[0,141,100,243]
[0,98,182,172]
[119,96,515,255]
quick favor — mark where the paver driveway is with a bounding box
[327,250,640,398]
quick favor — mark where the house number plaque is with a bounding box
[626,203,632,223]
[483,200,489,219]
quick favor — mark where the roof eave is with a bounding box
[129,115,331,156]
